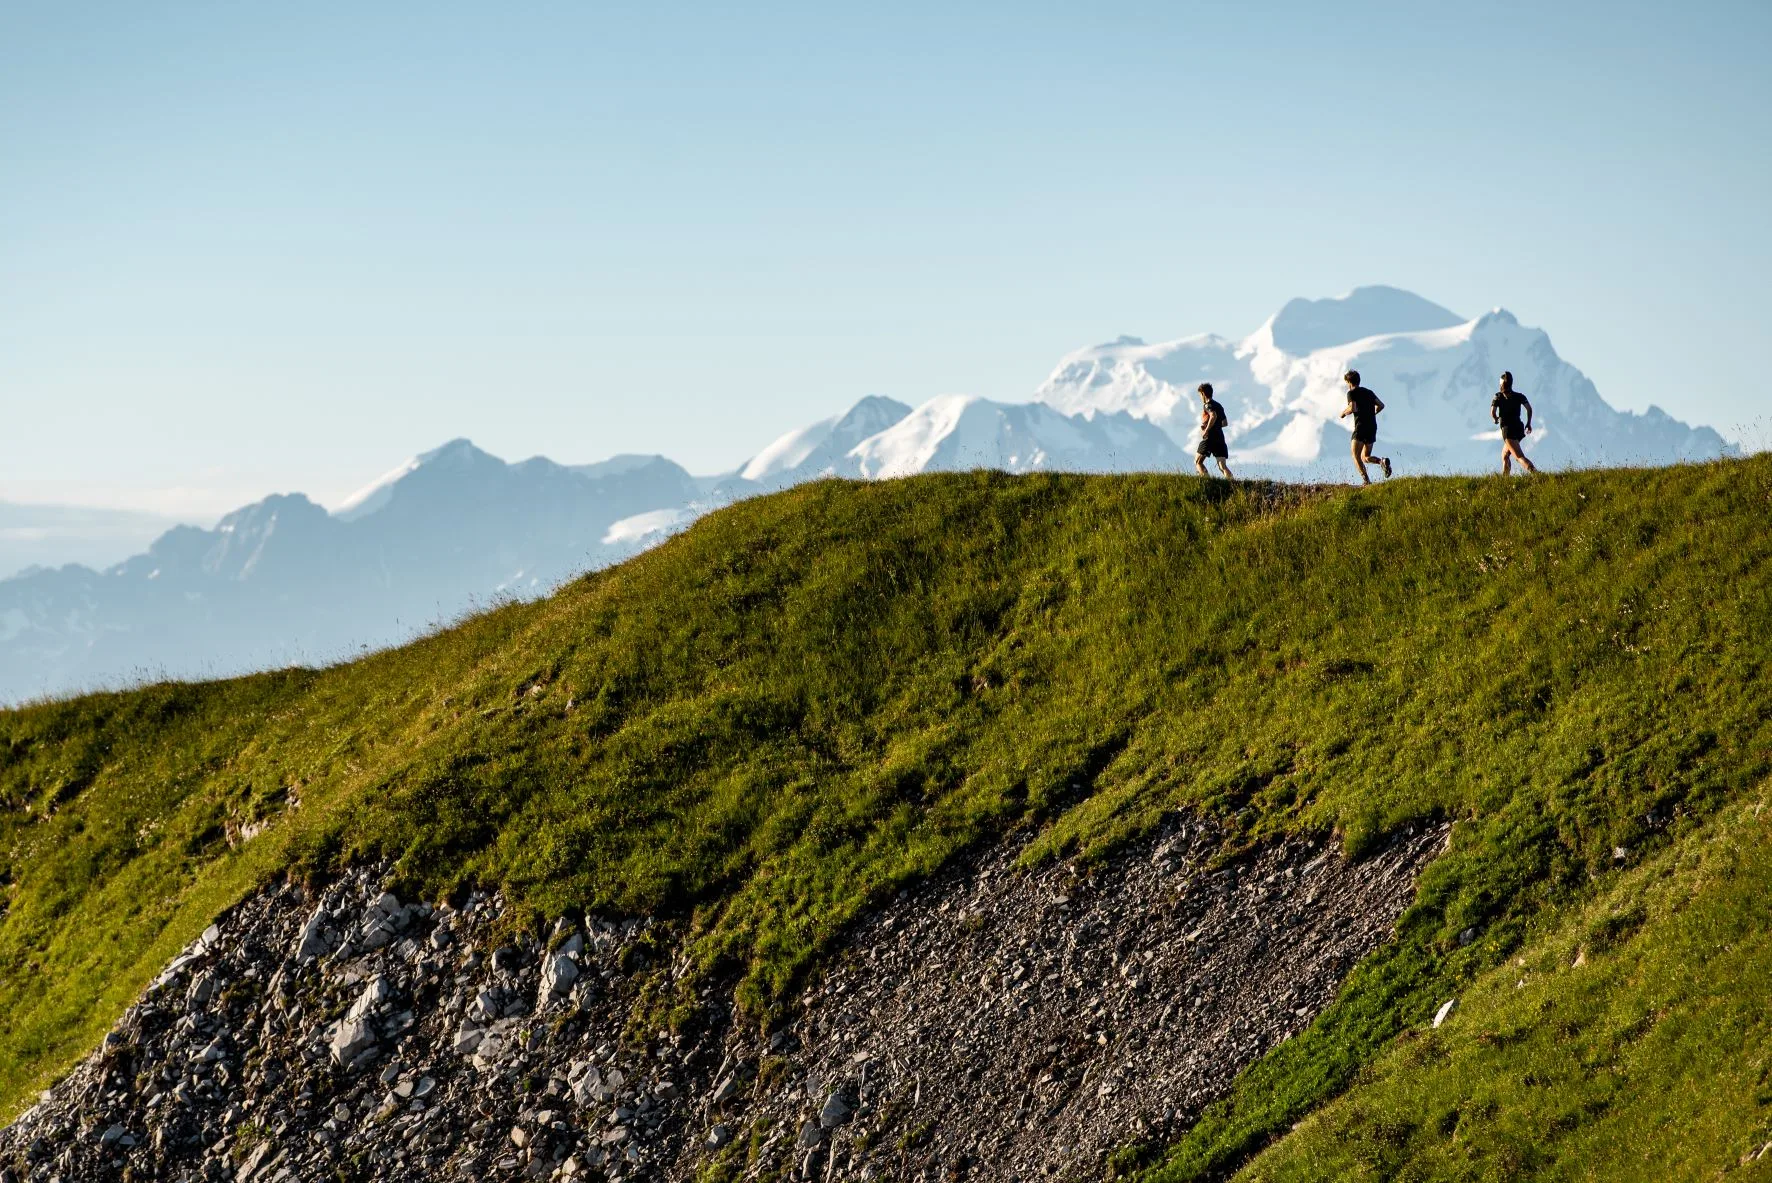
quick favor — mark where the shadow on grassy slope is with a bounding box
[2,460,1770,1177]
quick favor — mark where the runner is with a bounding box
[1490,371,1538,475]
[1337,370,1392,484]
[1194,383,1233,479]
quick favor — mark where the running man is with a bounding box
[1490,371,1538,475]
[1337,370,1392,484]
[1195,383,1233,479]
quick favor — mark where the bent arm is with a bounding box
[1373,398,1385,413]
[1522,395,1533,428]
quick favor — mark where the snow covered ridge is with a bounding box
[739,394,1185,485]
[1035,286,1728,477]
[733,286,1724,490]
[0,287,1730,702]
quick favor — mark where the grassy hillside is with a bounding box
[3,458,1769,1177]
[1234,794,1772,1181]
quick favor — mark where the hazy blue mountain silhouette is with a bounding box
[0,443,701,701]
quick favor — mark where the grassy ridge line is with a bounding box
[3,461,1771,1145]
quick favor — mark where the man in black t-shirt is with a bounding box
[1336,370,1392,484]
[1194,383,1234,480]
[1490,370,1538,475]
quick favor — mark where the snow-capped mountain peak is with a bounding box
[334,458,422,521]
[1037,331,1253,443]
[1254,285,1465,355]
[845,394,1184,479]
[738,395,912,486]
[1038,288,1728,476]
[847,394,984,479]
[331,438,499,521]
[572,454,677,480]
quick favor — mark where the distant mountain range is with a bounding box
[1037,287,1725,476]
[1,288,1730,702]
[0,443,707,700]
[0,502,182,580]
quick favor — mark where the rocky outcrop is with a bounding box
[0,819,1444,1182]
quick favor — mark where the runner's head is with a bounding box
[1498,370,1514,391]
[1344,370,1360,388]
[1197,382,1213,401]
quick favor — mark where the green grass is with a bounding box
[3,459,1770,1180]
[1236,794,1772,1182]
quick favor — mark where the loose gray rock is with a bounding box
[540,951,580,998]
[819,1091,852,1128]
[329,1017,376,1066]
[291,907,334,962]
[233,1140,273,1182]
[571,1066,603,1106]
[710,1073,739,1106]
[451,1022,484,1055]
[0,821,1444,1183]
[346,975,392,1022]
[186,971,220,1009]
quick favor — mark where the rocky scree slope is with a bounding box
[0,820,1443,1183]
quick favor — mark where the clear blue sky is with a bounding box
[4,0,1768,516]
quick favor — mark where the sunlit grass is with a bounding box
[1234,794,1772,1182]
[2,459,1769,1180]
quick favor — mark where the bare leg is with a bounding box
[1357,441,1389,482]
[1216,457,1235,480]
[1505,439,1537,474]
[1502,445,1513,476]
[1351,438,1371,484]
[1195,456,1209,477]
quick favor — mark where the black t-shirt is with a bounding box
[1491,390,1529,433]
[1201,398,1227,436]
[1347,386,1381,431]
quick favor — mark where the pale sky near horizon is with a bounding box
[4,0,1769,518]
